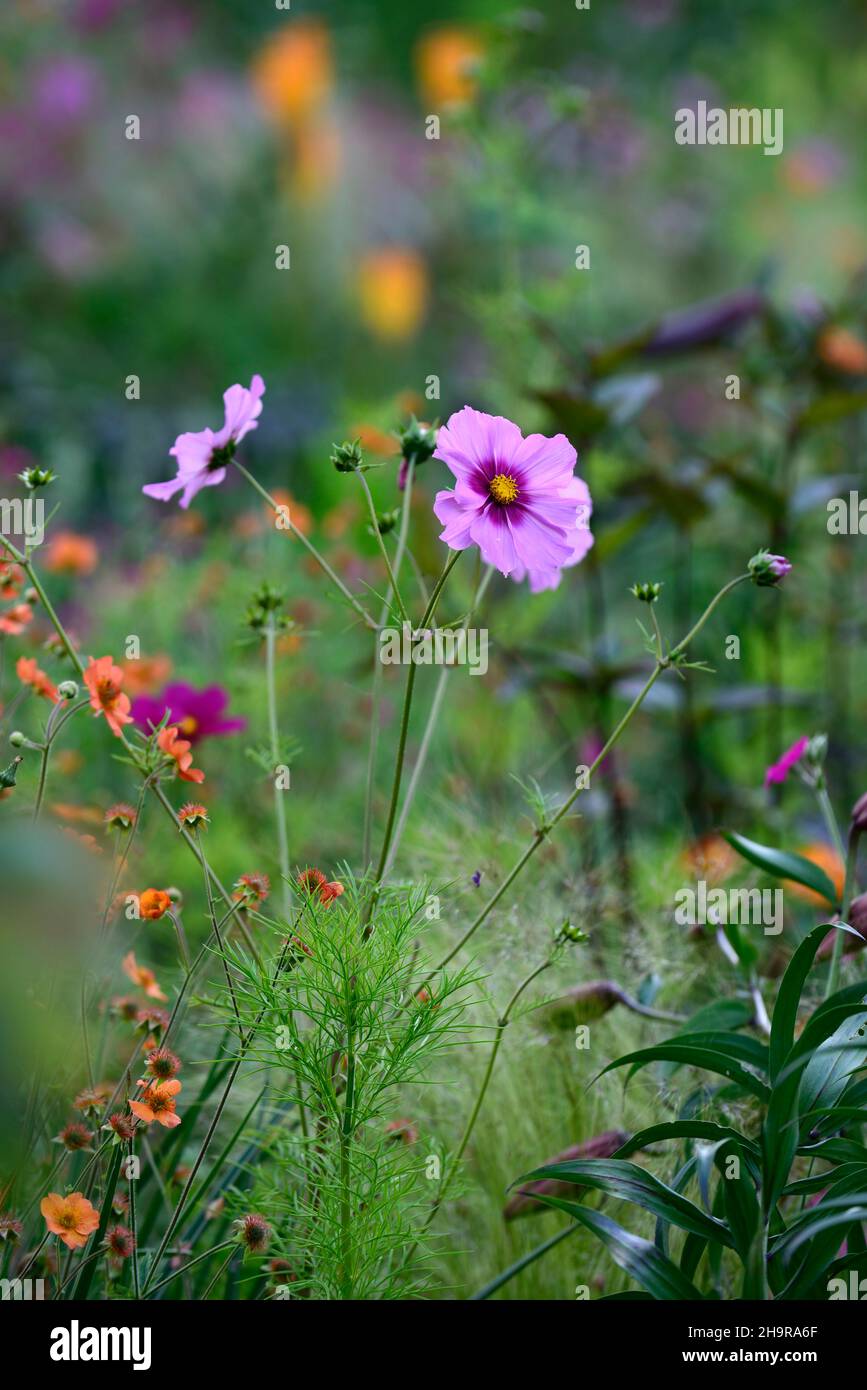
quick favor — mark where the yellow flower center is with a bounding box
[179,716,198,736]
[488,472,519,505]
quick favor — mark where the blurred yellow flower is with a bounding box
[357,248,428,342]
[251,19,332,128]
[414,26,484,109]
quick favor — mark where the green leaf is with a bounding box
[769,923,858,1081]
[614,1121,758,1161]
[514,1158,734,1248]
[723,832,840,907]
[596,1042,771,1101]
[525,1196,706,1300]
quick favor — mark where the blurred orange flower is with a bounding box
[252,20,332,128]
[350,424,400,458]
[415,26,484,108]
[51,803,103,825]
[787,843,845,908]
[16,655,59,702]
[41,1192,100,1250]
[0,602,33,635]
[121,654,172,696]
[357,248,428,342]
[44,531,98,576]
[139,889,171,921]
[271,489,312,536]
[818,326,867,376]
[122,951,167,1001]
[679,833,738,886]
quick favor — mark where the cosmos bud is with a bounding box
[629,581,663,603]
[330,439,364,473]
[748,550,792,586]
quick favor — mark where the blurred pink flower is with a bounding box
[432,406,592,592]
[764,736,809,789]
[143,376,265,508]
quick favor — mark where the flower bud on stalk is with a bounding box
[748,549,792,586]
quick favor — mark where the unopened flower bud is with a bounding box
[397,417,438,489]
[556,920,589,945]
[9,731,25,749]
[57,680,78,700]
[166,886,183,905]
[24,588,38,604]
[749,549,792,586]
[18,466,56,490]
[629,581,662,603]
[331,439,364,473]
[804,733,827,769]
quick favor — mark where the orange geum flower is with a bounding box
[16,655,59,702]
[129,1079,182,1129]
[157,726,205,784]
[84,655,133,738]
[73,1084,112,1115]
[40,1191,100,1250]
[0,562,24,599]
[43,530,98,576]
[0,602,33,635]
[297,867,344,904]
[233,871,270,906]
[138,889,171,920]
[122,951,167,1001]
[104,802,137,831]
[178,802,208,828]
[144,1047,181,1081]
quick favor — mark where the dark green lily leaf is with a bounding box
[723,832,840,907]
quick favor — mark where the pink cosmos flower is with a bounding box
[764,736,809,789]
[432,407,592,592]
[143,375,265,509]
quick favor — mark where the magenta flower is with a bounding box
[131,683,247,745]
[764,736,809,789]
[432,407,593,592]
[143,376,265,509]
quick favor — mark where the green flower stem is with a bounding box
[140,936,294,1295]
[196,826,244,1044]
[201,1244,238,1299]
[265,613,291,918]
[408,955,552,1261]
[167,909,191,973]
[232,459,378,632]
[827,830,860,998]
[363,458,415,866]
[143,1237,235,1297]
[667,574,750,660]
[128,1137,140,1299]
[426,573,751,983]
[31,696,89,822]
[382,563,495,879]
[367,548,463,920]
[354,466,411,625]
